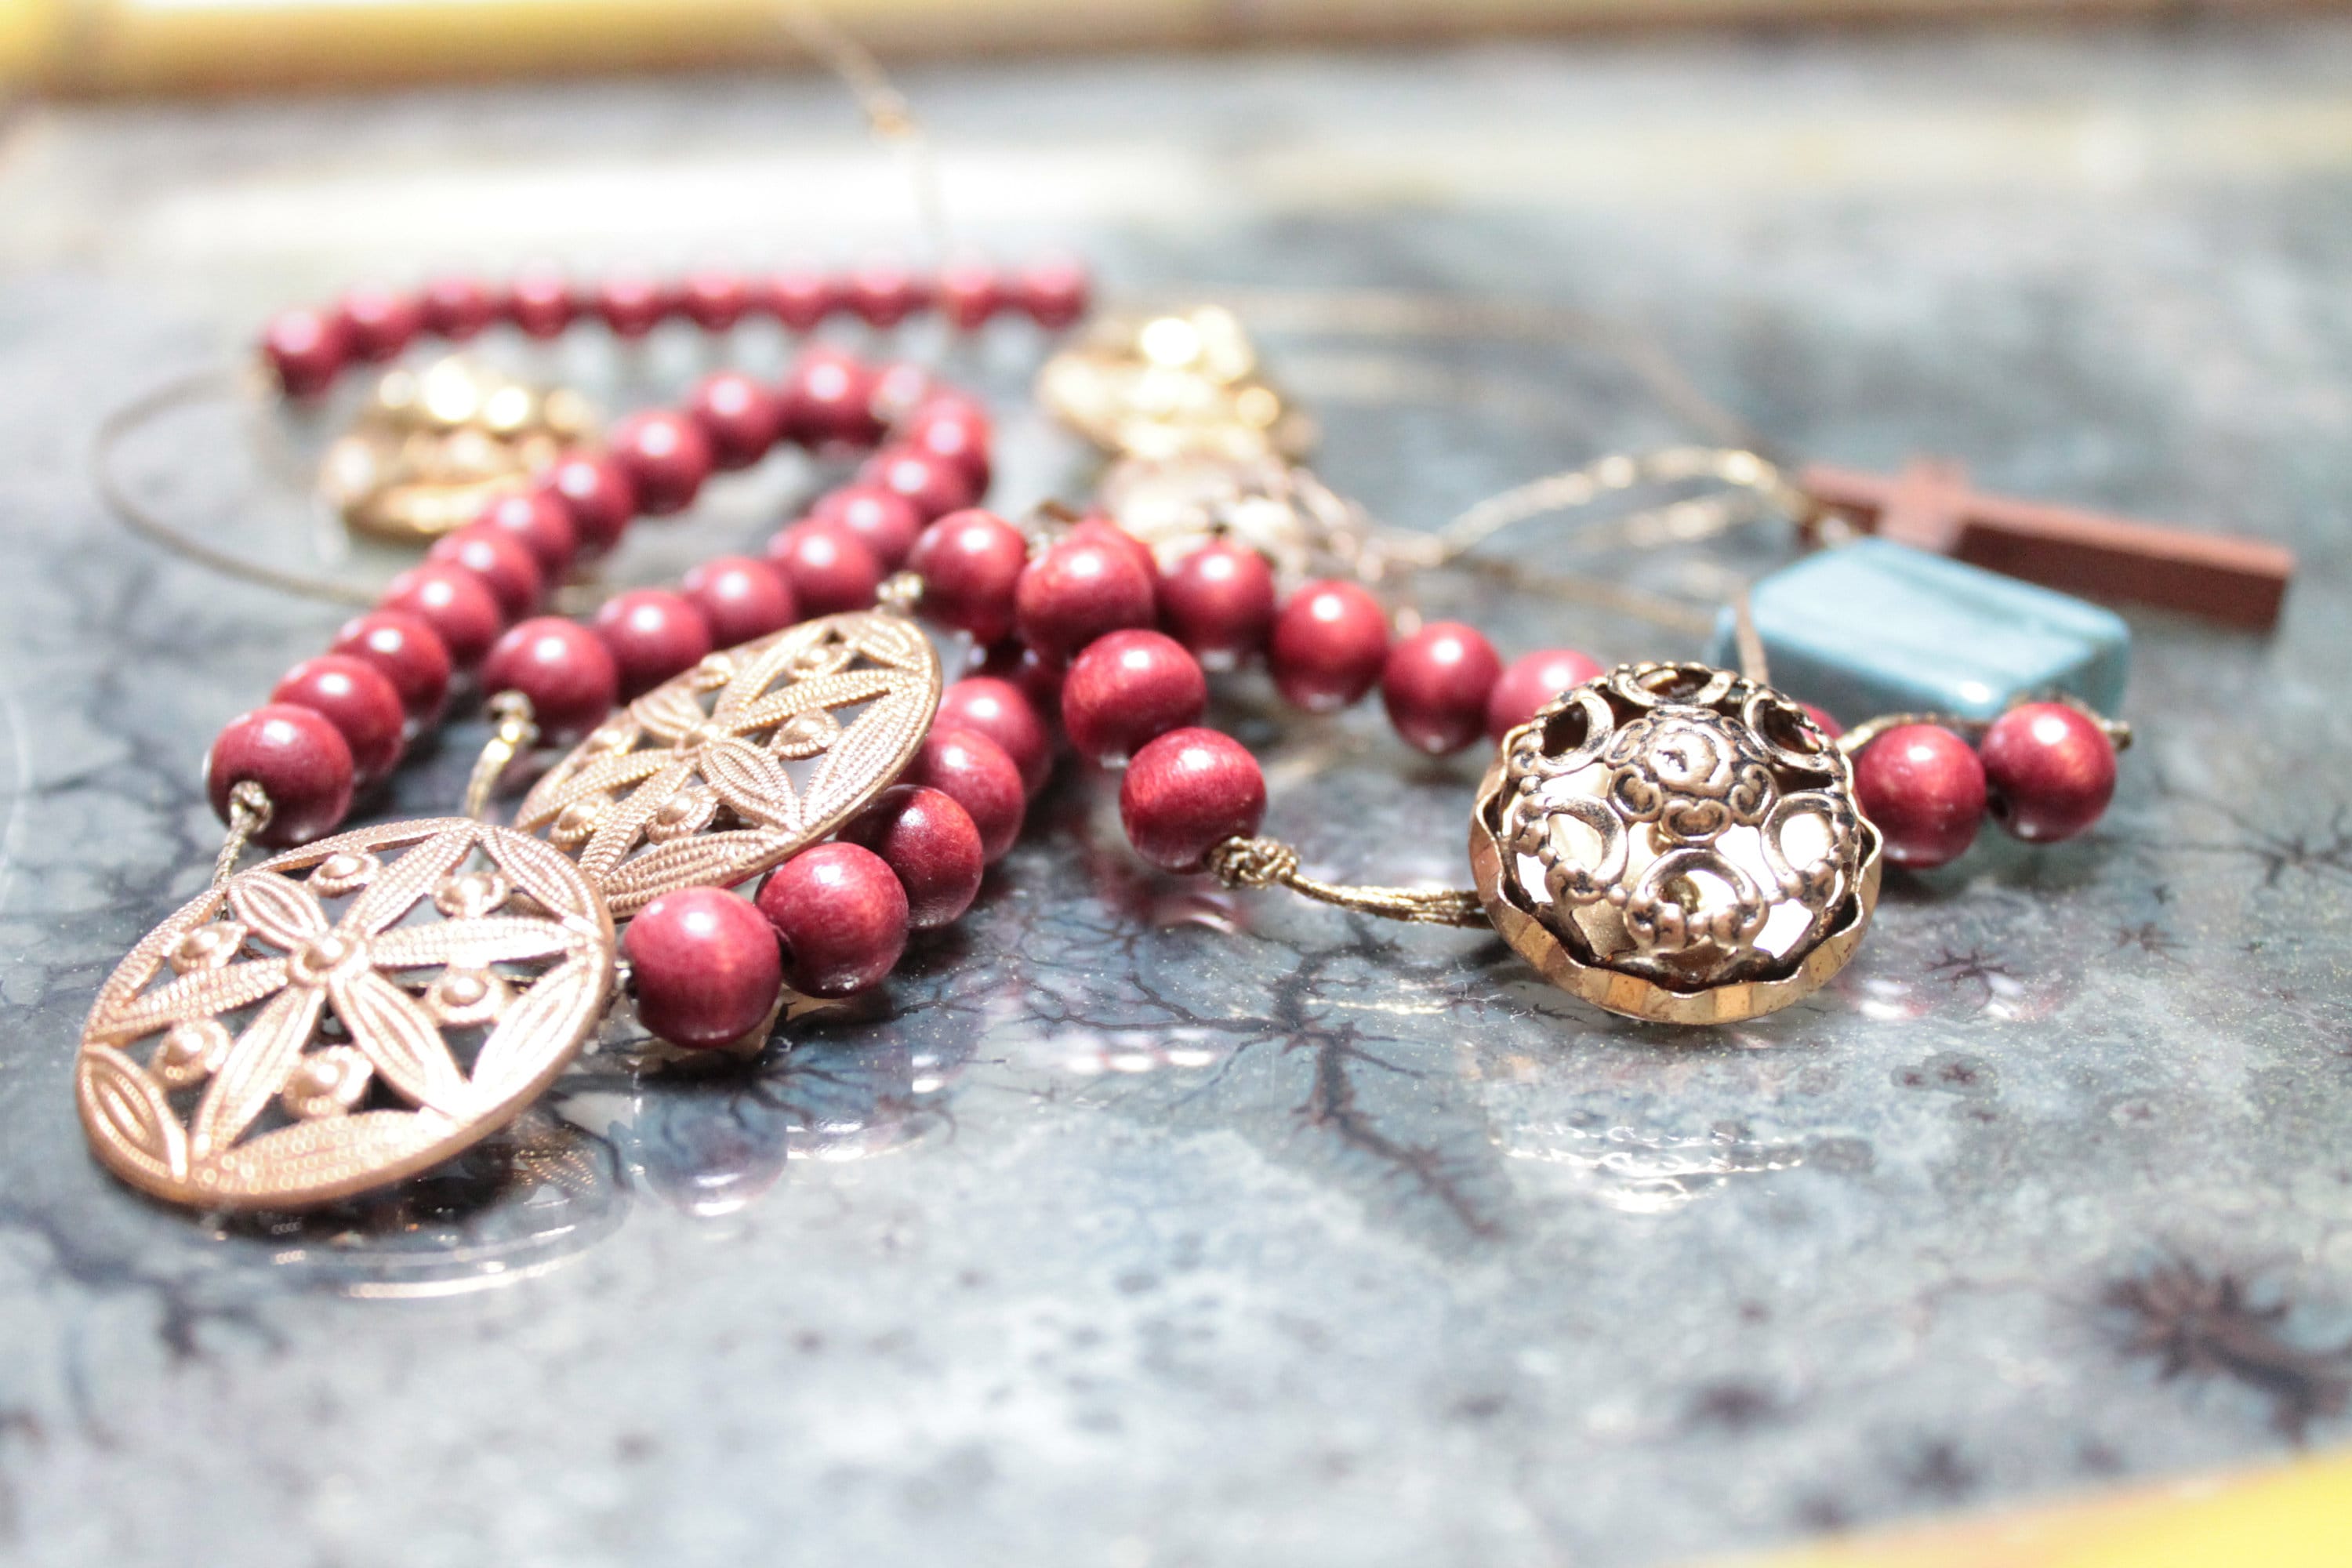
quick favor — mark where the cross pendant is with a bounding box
[1798,457,2295,630]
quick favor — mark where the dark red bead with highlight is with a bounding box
[757,844,909,998]
[765,521,881,619]
[908,509,1028,643]
[1980,702,2117,844]
[337,286,422,362]
[860,445,975,523]
[679,269,752,331]
[329,609,452,729]
[1485,649,1605,744]
[474,489,578,579]
[764,267,838,332]
[1269,579,1389,713]
[593,274,671,339]
[206,704,356,848]
[1161,541,1276,670]
[1062,630,1207,768]
[682,555,797,648]
[1120,728,1267,874]
[593,589,713,700]
[844,785,985,930]
[625,888,783,1051]
[503,268,577,339]
[903,393,993,492]
[1014,535,1156,662]
[1855,724,1987,870]
[1381,622,1501,756]
[481,618,620,745]
[686,371,784,470]
[539,453,637,557]
[846,260,928,328]
[260,309,347,397]
[608,411,713,517]
[379,562,506,670]
[909,726,1025,864]
[419,275,496,340]
[427,523,545,622]
[781,347,880,448]
[271,655,407,786]
[811,484,924,572]
[937,677,1051,797]
[936,259,1002,330]
[1015,255,1091,329]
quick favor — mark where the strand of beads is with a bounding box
[255,257,1092,398]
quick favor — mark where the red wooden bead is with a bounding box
[843,784,984,929]
[977,639,1067,717]
[685,371,783,470]
[328,609,451,729]
[908,508,1028,641]
[845,260,928,328]
[474,489,578,579]
[1854,724,1987,869]
[1015,254,1091,329]
[503,267,577,339]
[1381,622,1501,756]
[427,522,545,621]
[271,655,407,786]
[1014,535,1156,662]
[260,308,347,397]
[1269,579,1389,713]
[337,286,423,362]
[902,393,993,492]
[868,361,936,426]
[1062,630,1207,767]
[608,411,713,517]
[593,589,713,700]
[624,888,782,1050]
[764,267,840,332]
[756,843,909,997]
[937,677,1051,797]
[206,704,355,848]
[811,483,924,572]
[1980,702,2117,843]
[780,347,880,448]
[1068,517,1159,594]
[681,554,797,648]
[419,275,495,340]
[1484,648,1604,745]
[764,521,881,619]
[678,269,752,331]
[909,725,1025,864]
[935,258,1002,330]
[859,445,975,523]
[593,273,672,339]
[1120,727,1266,873]
[481,617,620,745]
[1160,540,1275,670]
[379,562,506,670]
[538,452,637,557]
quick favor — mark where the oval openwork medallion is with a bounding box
[514,610,942,916]
[1469,662,1883,1025]
[78,818,615,1210]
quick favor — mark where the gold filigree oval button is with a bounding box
[514,610,942,916]
[76,818,615,1210]
[1468,662,1882,1025]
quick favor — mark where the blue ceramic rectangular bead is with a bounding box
[1707,538,2130,724]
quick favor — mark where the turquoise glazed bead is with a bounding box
[1708,539,2129,724]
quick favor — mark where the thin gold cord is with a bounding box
[212,781,274,885]
[1206,836,1488,929]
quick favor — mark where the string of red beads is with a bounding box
[257,258,1092,399]
[1853,703,2117,868]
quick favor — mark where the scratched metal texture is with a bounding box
[0,20,2348,1568]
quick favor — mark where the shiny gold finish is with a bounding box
[1039,304,1312,466]
[514,610,942,917]
[77,818,616,1210]
[319,358,590,544]
[1470,662,1883,1025]
[463,691,540,819]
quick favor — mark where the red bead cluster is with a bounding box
[257,257,1094,397]
[206,350,998,850]
[1852,703,2118,869]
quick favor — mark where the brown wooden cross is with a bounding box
[1798,457,2296,630]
